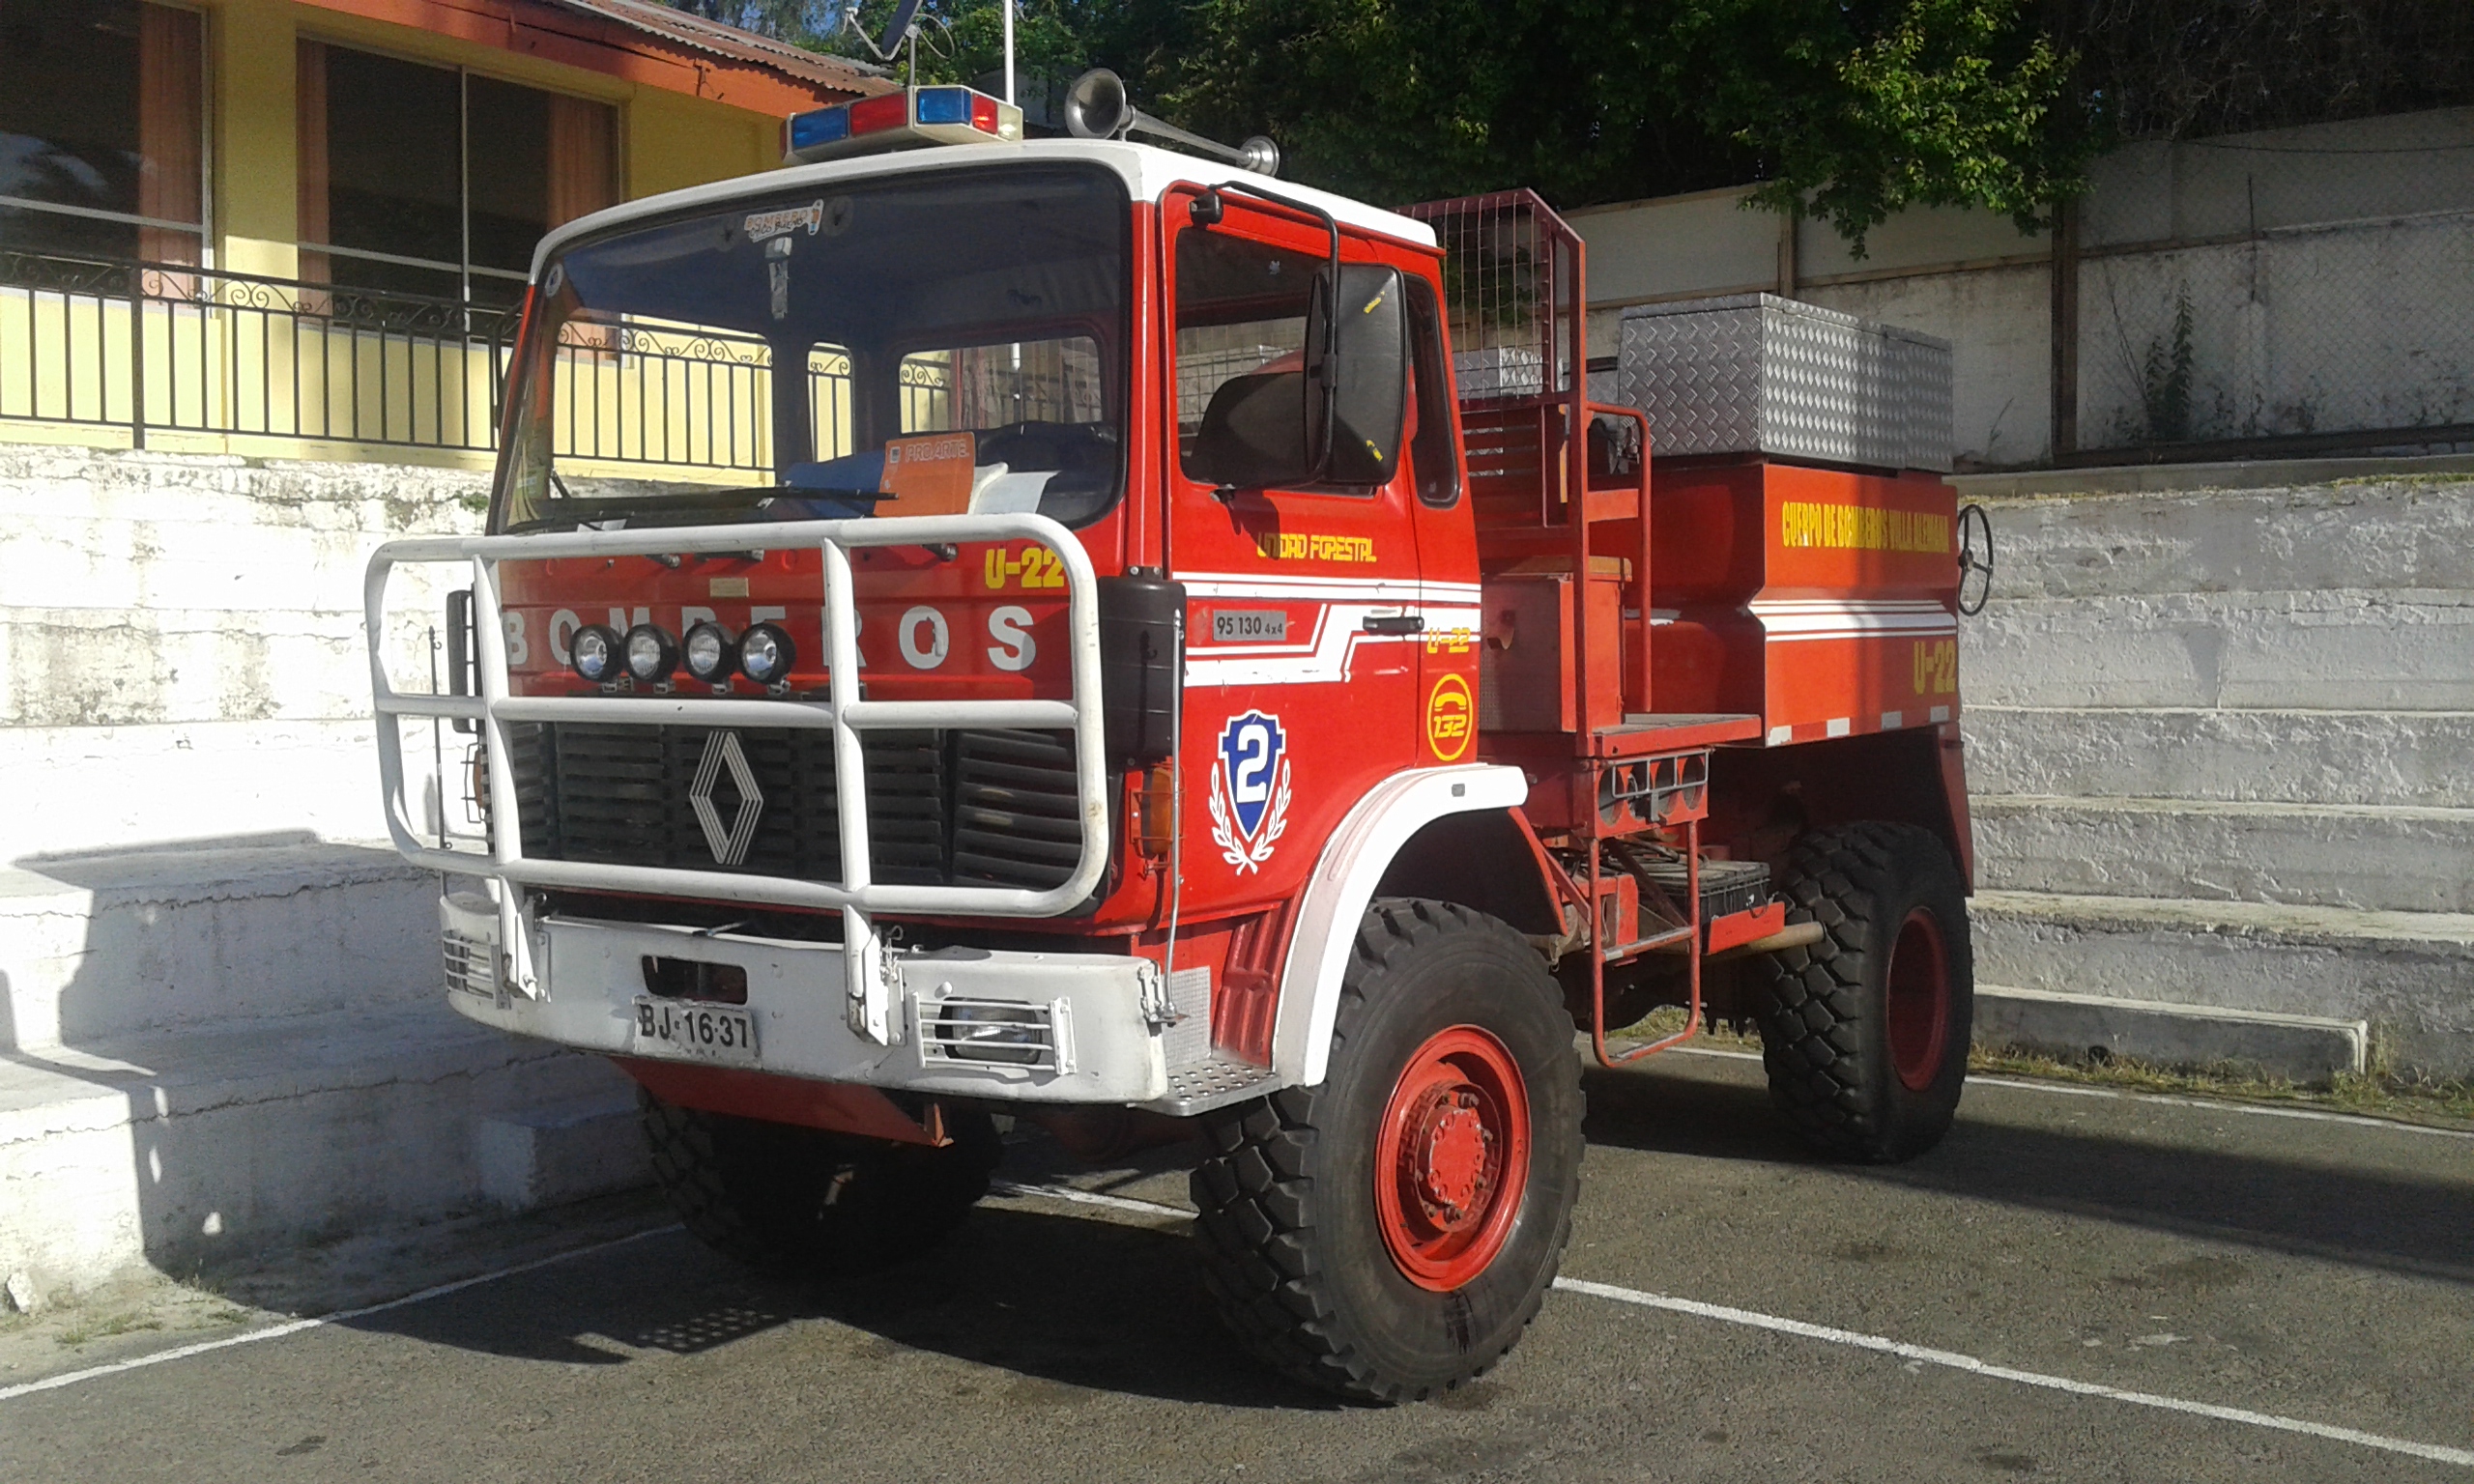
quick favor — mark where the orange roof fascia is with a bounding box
[291,0,878,116]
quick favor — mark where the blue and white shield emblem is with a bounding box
[1209,710,1291,874]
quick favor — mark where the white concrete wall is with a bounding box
[1952,458,2474,1074]
[0,445,485,862]
[1570,108,2474,467]
[0,444,647,1297]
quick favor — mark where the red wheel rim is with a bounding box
[1374,1024,1530,1292]
[1884,908,1951,1094]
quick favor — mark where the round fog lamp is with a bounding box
[737,622,798,687]
[569,624,620,684]
[623,623,677,684]
[682,621,736,684]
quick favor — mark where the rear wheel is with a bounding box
[1191,899,1583,1403]
[641,1091,1001,1274]
[1748,823,1973,1162]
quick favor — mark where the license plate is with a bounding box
[631,996,759,1067]
[1213,609,1288,642]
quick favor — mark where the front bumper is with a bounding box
[440,893,1195,1106]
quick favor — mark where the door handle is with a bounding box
[1361,614,1424,636]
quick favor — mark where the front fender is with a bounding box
[1269,764,1531,1085]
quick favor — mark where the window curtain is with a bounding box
[136,2,203,271]
[544,95,617,230]
[296,39,329,286]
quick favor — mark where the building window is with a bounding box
[0,0,205,265]
[298,42,617,307]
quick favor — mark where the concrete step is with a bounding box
[1967,889,2474,1076]
[0,1002,641,1297]
[1948,472,2474,601]
[0,842,444,1047]
[1962,589,2474,709]
[1973,795,2474,915]
[1974,983,2367,1084]
[477,1094,646,1213]
[1961,705,2474,808]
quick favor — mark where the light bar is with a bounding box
[783,86,1024,165]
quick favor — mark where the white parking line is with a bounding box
[993,1184,2474,1470]
[990,1180,1191,1218]
[1667,1044,2474,1141]
[1559,1276,2474,1469]
[0,1224,680,1405]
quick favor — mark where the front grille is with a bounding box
[501,721,1083,894]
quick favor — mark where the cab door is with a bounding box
[1162,189,1426,912]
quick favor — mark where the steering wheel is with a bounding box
[975,420,1116,476]
[1956,502,1994,615]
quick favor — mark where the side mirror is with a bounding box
[1305,264,1408,485]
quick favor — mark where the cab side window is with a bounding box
[1173,226,1378,497]
[1405,276,1460,508]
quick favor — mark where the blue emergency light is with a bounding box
[783,86,1025,165]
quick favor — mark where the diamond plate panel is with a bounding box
[1453,346,1545,399]
[1613,294,1951,471]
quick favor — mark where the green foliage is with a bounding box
[663,0,2100,251]
[1132,0,2092,252]
[2139,292,2197,443]
[1685,0,2087,247]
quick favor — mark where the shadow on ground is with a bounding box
[1580,1062,2474,1286]
[340,1201,1327,1411]
[333,1058,2474,1404]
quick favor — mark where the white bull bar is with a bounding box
[363,512,1108,1044]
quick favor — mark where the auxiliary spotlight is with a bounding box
[568,624,621,684]
[681,621,738,686]
[737,622,799,687]
[622,623,677,685]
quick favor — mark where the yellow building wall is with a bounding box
[2,0,794,467]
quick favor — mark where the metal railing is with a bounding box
[0,249,517,451]
[363,511,1108,1044]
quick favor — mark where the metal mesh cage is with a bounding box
[1405,189,1580,405]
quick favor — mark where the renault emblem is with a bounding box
[690,731,764,866]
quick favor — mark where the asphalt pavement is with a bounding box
[4,1047,2471,1483]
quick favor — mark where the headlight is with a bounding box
[569,624,620,684]
[623,624,676,685]
[681,621,736,684]
[938,1001,1048,1066]
[737,622,798,687]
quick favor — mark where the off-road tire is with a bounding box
[1190,899,1584,1404]
[1748,822,1973,1162]
[641,1091,1001,1274]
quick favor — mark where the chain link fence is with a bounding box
[2077,208,2474,455]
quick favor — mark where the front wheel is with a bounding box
[641,1091,1001,1274]
[1748,822,1974,1162]
[1191,899,1583,1404]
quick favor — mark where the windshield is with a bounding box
[494,162,1131,533]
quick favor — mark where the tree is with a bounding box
[1144,0,2091,252]
[661,1,2474,250]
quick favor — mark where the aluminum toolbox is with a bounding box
[1613,294,1952,471]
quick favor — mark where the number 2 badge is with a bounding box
[1209,709,1291,874]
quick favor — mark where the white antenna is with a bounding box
[1002,0,1016,104]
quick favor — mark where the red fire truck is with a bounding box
[365,78,1976,1403]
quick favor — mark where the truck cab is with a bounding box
[365,88,1975,1404]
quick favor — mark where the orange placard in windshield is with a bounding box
[878,432,977,515]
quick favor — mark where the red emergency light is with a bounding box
[784,86,1025,164]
